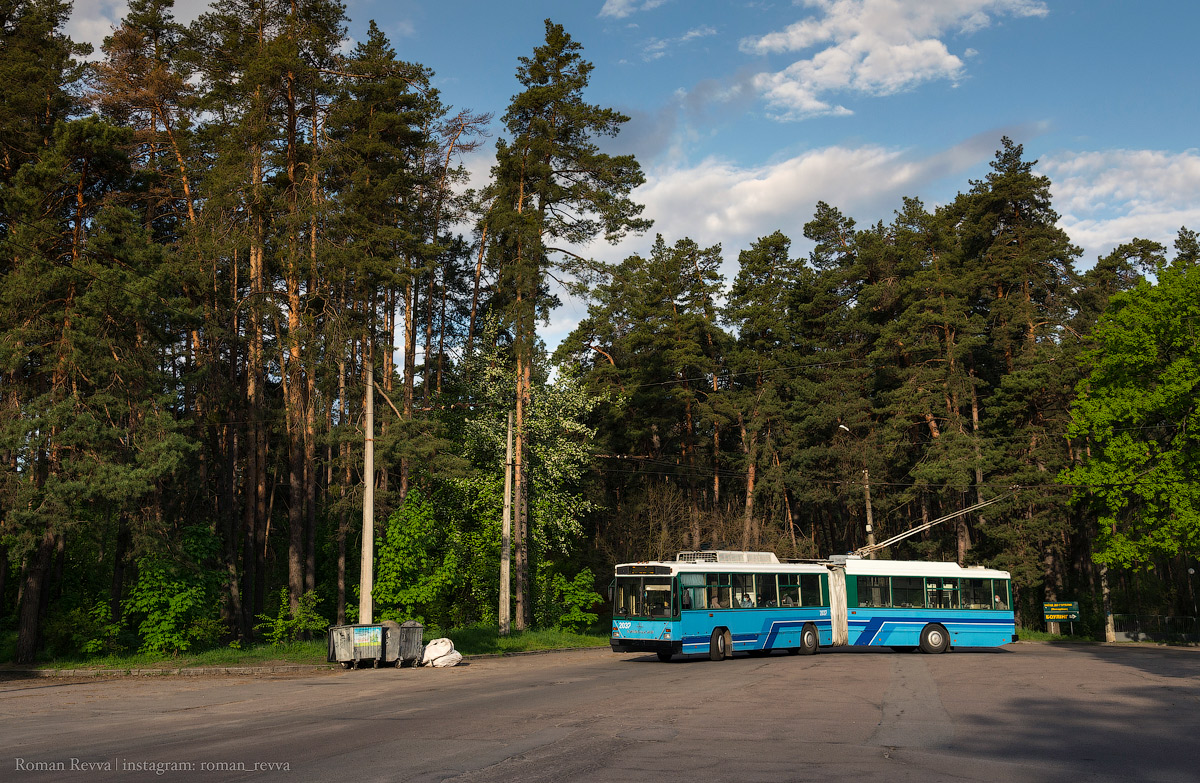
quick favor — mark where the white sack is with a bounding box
[420,637,456,666]
[428,649,462,667]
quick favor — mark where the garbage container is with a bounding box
[327,624,386,668]
[395,620,424,666]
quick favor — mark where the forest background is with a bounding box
[2,0,1198,664]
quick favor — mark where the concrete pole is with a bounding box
[358,379,374,625]
[1101,563,1116,643]
[499,411,513,636]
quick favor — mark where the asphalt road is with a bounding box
[2,643,1198,782]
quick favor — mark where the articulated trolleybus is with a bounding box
[610,551,1016,661]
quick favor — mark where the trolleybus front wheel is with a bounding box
[919,624,950,654]
[800,623,819,655]
[657,649,674,662]
[709,628,728,661]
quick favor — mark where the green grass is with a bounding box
[436,625,609,655]
[3,639,331,671]
[1017,629,1097,643]
[0,625,609,671]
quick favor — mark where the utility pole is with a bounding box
[839,425,877,559]
[500,411,514,635]
[359,379,374,625]
[1100,563,1116,643]
[863,468,876,559]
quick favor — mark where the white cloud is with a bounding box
[602,132,1003,272]
[742,0,1048,119]
[515,134,1005,348]
[642,25,717,61]
[67,0,212,57]
[1041,148,1200,263]
[599,0,670,20]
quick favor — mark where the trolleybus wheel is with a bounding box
[657,650,674,662]
[709,628,728,661]
[800,623,819,655]
[919,624,950,654]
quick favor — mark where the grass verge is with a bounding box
[4,639,330,671]
[1016,629,1096,643]
[0,626,609,671]
[438,625,609,656]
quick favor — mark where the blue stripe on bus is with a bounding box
[849,614,1014,646]
[681,614,834,650]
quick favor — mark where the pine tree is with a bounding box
[953,138,1081,613]
[723,231,805,551]
[557,235,728,555]
[0,0,89,184]
[488,20,649,629]
[1,118,181,663]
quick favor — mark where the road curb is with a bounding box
[460,645,611,661]
[0,664,340,679]
[1013,639,1199,650]
[0,645,613,679]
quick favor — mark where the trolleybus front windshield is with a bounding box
[614,577,674,618]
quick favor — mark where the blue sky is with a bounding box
[71,0,1200,342]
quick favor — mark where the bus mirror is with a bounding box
[607,580,614,603]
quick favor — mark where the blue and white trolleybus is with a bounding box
[609,551,1016,660]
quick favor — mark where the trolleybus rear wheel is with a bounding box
[709,628,728,661]
[657,650,674,662]
[800,623,819,655]
[919,624,950,654]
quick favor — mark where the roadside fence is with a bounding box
[1111,614,1198,643]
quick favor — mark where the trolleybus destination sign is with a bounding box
[1043,602,1080,622]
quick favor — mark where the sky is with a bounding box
[68,0,1200,345]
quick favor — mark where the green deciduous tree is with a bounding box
[1065,236,1200,569]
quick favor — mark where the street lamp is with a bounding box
[838,424,876,558]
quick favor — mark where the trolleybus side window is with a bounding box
[857,575,890,607]
[778,575,800,606]
[800,573,823,607]
[891,576,925,608]
[680,573,706,610]
[706,573,731,609]
[961,577,993,609]
[757,574,779,607]
[732,574,756,608]
[926,578,959,609]
[996,580,1010,610]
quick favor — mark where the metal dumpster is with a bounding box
[393,620,424,666]
[328,621,424,668]
[328,624,386,668]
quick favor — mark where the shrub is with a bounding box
[255,588,330,646]
[543,568,603,633]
